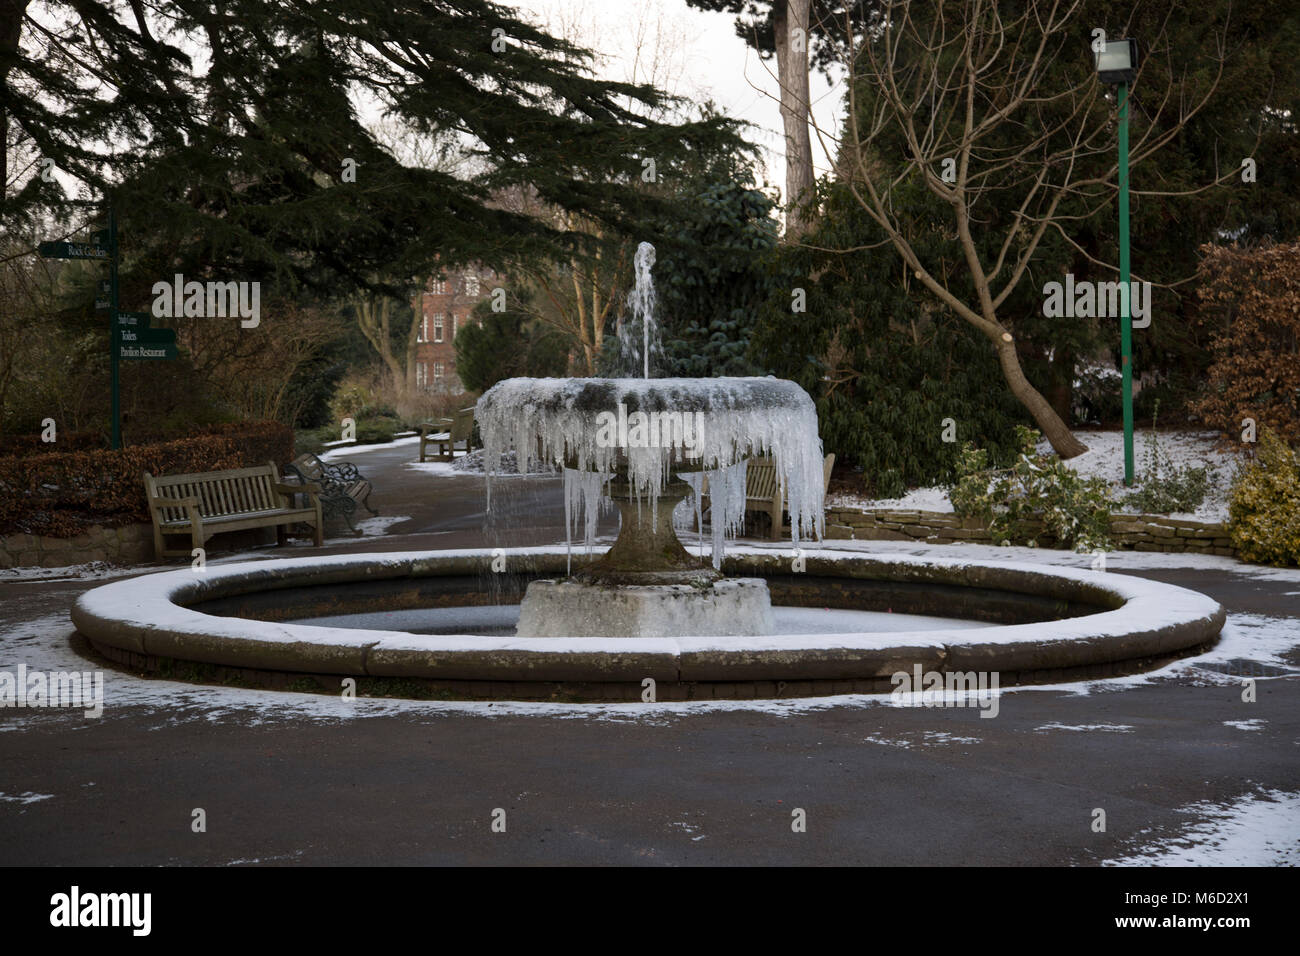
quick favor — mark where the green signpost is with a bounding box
[38,208,176,449]
[117,311,177,360]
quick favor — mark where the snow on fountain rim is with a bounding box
[476,377,828,566]
[73,546,1223,657]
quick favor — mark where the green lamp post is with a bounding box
[1096,37,1139,486]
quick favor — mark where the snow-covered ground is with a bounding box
[830,429,1244,523]
[318,433,421,460]
[1042,429,1240,522]
[1103,789,1300,866]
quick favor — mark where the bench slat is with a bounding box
[217,477,234,515]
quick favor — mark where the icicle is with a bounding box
[703,460,747,569]
[562,467,611,573]
[477,376,827,566]
[677,470,706,559]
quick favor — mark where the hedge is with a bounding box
[0,421,294,537]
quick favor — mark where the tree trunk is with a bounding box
[773,0,814,240]
[0,0,29,195]
[1046,344,1074,424]
[995,336,1087,458]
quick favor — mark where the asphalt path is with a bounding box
[1,438,1296,865]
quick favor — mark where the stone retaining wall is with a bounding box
[825,508,1237,557]
[0,523,153,569]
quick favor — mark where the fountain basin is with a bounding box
[70,547,1226,700]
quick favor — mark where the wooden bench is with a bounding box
[418,406,478,462]
[144,462,323,559]
[699,453,836,540]
[284,453,377,532]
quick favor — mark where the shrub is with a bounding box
[0,421,293,536]
[1191,241,1300,443]
[1123,402,1211,514]
[1228,427,1300,566]
[353,418,396,445]
[950,425,1112,552]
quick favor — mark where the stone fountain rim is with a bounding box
[71,546,1225,686]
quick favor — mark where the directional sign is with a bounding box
[37,240,109,260]
[119,327,175,345]
[95,279,112,309]
[98,280,111,293]
[116,311,152,326]
[118,343,177,360]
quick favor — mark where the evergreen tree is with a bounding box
[3,1,746,297]
[456,294,569,393]
[655,173,780,377]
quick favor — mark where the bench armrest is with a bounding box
[321,460,364,483]
[274,480,320,498]
[418,420,454,436]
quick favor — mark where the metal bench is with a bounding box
[284,452,377,532]
[418,406,478,462]
[143,462,323,559]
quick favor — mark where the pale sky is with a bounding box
[503,0,845,193]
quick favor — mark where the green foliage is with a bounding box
[1228,427,1300,566]
[950,426,1112,552]
[8,0,748,304]
[654,175,780,377]
[353,419,396,445]
[1123,403,1210,514]
[456,297,569,394]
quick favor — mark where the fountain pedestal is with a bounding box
[515,475,775,638]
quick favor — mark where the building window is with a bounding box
[431,278,446,295]
[433,313,444,343]
[417,313,427,343]
[433,361,444,384]
[452,314,458,339]
[464,273,480,296]
[416,362,427,388]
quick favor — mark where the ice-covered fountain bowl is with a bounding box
[476,376,828,637]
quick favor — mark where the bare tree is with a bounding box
[0,236,56,434]
[490,183,629,375]
[174,298,341,426]
[813,0,1231,457]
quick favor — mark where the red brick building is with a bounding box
[411,267,496,394]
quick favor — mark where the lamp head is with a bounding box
[1095,38,1139,85]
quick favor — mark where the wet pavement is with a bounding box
[1,437,1297,865]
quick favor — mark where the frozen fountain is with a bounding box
[477,242,825,637]
[70,247,1228,702]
